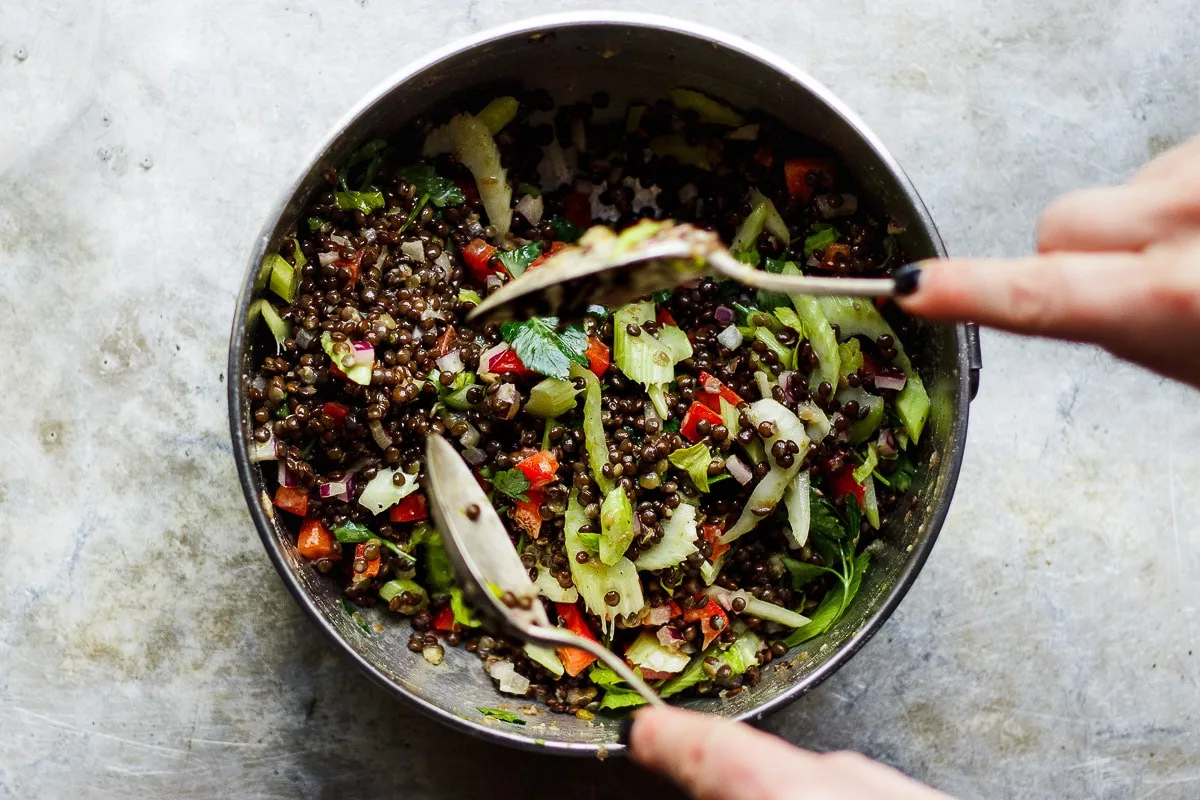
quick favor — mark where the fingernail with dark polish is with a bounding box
[892,263,922,296]
[617,715,635,747]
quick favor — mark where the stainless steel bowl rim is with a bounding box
[228,11,972,756]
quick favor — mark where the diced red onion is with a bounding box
[716,324,743,351]
[806,255,820,268]
[459,423,481,449]
[632,506,644,540]
[367,419,393,450]
[677,183,699,205]
[436,350,463,374]
[463,446,487,466]
[725,123,760,141]
[874,373,907,392]
[657,627,686,648]
[515,193,544,226]
[351,341,375,365]
[495,383,521,420]
[726,454,752,486]
[487,659,531,696]
[294,328,316,349]
[318,251,339,267]
[714,305,735,325]
[400,240,425,263]
[778,370,796,402]
[702,374,722,395]
[815,193,858,219]
[319,475,353,502]
[465,216,485,238]
[249,433,277,463]
[485,273,503,294]
[363,227,377,244]
[433,251,452,276]
[329,234,350,247]
[277,461,297,488]
[646,605,673,627]
[876,428,899,458]
[250,375,268,393]
[480,342,509,373]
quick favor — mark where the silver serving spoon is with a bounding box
[468,220,902,325]
[423,433,665,708]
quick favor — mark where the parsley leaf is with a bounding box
[844,495,863,538]
[492,468,531,502]
[500,317,589,379]
[305,216,324,232]
[889,453,918,493]
[398,165,466,207]
[809,490,847,540]
[545,216,580,243]
[335,189,385,215]
[497,241,544,278]
[477,707,526,725]
[332,521,374,544]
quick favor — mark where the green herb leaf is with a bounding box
[588,665,627,689]
[844,495,862,539]
[889,453,917,493]
[500,317,589,379]
[492,468,531,502]
[803,224,838,258]
[809,490,847,540]
[398,165,466,207]
[545,216,580,243]
[340,598,372,635]
[496,241,544,279]
[335,189,385,215]
[576,531,601,552]
[781,556,834,589]
[332,521,375,544]
[305,216,324,232]
[477,707,526,725]
[598,688,651,710]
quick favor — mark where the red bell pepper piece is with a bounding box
[831,465,867,506]
[694,371,744,413]
[700,522,730,564]
[638,668,677,681]
[273,486,309,517]
[322,402,350,425]
[461,238,501,285]
[683,598,728,649]
[528,240,566,270]
[455,177,480,206]
[487,348,535,378]
[389,493,428,523]
[296,518,338,561]
[585,336,610,378]
[668,600,683,619]
[655,305,678,327]
[355,542,381,578]
[555,602,600,676]
[819,242,852,271]
[783,157,836,203]
[338,251,363,289]
[432,326,457,358]
[563,192,592,230]
[433,605,457,632]
[511,489,544,539]
[680,401,723,443]
[516,451,559,490]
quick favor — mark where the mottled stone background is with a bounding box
[1,2,1198,798]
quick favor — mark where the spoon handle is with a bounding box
[711,251,897,298]
[523,624,667,708]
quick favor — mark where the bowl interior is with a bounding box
[231,15,969,754]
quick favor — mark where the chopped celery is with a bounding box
[721,400,809,544]
[699,556,723,586]
[668,441,713,493]
[635,503,699,570]
[534,565,579,603]
[291,237,307,269]
[853,444,879,485]
[423,530,454,591]
[647,383,670,420]
[754,370,773,400]
[248,299,290,346]
[541,418,554,452]
[656,325,694,363]
[524,642,565,677]
[782,470,811,548]
[379,579,428,613]
[838,338,864,377]
[837,386,885,444]
[708,587,810,628]
[265,253,299,304]
[862,475,881,529]
[803,223,839,257]
[782,263,840,391]
[565,491,643,634]
[748,188,790,245]
[660,630,762,698]
[722,397,766,465]
[730,202,767,259]
[570,364,614,495]
[818,296,930,443]
[754,327,795,370]
[476,96,519,135]
[449,587,481,628]
[774,305,803,333]
[599,485,635,566]
[613,301,674,386]
[457,288,483,306]
[524,377,580,418]
[796,401,833,442]
[443,378,479,411]
[649,134,716,170]
[667,88,745,126]
[599,687,651,710]
[625,630,692,674]
[320,332,372,385]
[722,628,764,673]
[422,113,513,235]
[357,466,421,514]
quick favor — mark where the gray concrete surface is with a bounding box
[2,1,1199,798]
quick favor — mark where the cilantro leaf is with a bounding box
[477,707,526,725]
[500,317,589,379]
[398,165,466,208]
[492,468,531,502]
[335,189,385,215]
[496,241,544,279]
[545,216,580,243]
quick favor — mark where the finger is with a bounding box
[1130,133,1200,186]
[629,707,813,800]
[894,252,1147,342]
[1037,182,1177,253]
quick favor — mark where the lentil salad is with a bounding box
[245,87,931,718]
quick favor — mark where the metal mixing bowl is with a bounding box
[228,12,980,756]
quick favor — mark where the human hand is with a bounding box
[627,706,950,800]
[895,134,1200,389]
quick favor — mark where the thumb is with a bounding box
[893,252,1145,343]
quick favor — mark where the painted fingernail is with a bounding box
[892,263,922,296]
[617,715,636,747]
